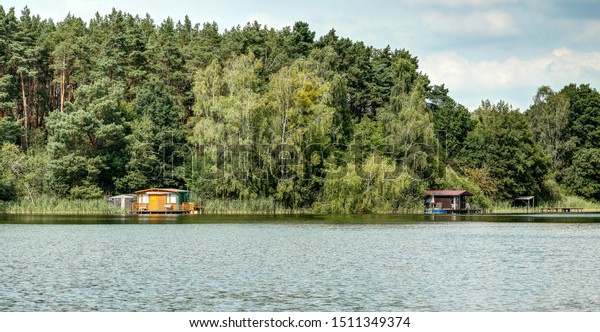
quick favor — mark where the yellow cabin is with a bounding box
[132,188,198,214]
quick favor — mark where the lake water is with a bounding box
[1,213,600,311]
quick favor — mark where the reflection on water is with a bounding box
[1,214,600,311]
[4,212,600,224]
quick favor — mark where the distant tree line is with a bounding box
[1,6,600,212]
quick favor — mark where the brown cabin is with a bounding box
[132,188,197,214]
[425,190,473,212]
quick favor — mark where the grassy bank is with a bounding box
[201,198,311,214]
[491,196,600,213]
[201,198,423,214]
[3,195,600,215]
[0,196,310,215]
[0,196,122,214]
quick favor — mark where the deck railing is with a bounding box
[182,202,195,211]
[132,202,148,211]
[131,201,200,213]
[540,207,583,213]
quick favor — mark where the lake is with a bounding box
[1,213,600,311]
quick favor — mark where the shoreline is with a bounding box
[3,209,600,216]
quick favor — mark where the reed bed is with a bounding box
[551,196,600,210]
[0,195,122,214]
[3,195,599,215]
[491,196,600,213]
[201,198,310,214]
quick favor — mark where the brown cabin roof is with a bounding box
[134,188,189,194]
[425,190,473,197]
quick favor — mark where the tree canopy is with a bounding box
[1,5,600,211]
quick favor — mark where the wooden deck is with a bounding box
[132,202,201,214]
[452,209,482,214]
[136,209,195,215]
[424,209,482,214]
[540,207,584,213]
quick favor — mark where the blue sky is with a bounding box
[4,0,600,111]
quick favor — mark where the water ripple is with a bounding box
[1,222,600,311]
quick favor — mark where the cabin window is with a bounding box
[140,194,149,203]
[167,194,177,204]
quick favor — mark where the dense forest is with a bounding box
[1,6,600,213]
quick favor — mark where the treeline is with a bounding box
[1,6,600,213]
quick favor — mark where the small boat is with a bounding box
[424,209,448,214]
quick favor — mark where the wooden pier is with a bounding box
[540,207,584,213]
[424,209,482,214]
[453,209,482,214]
[135,209,197,215]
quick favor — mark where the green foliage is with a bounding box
[351,117,384,164]
[116,116,158,191]
[327,74,354,146]
[289,21,315,57]
[564,148,600,201]
[118,79,186,192]
[428,85,474,162]
[464,100,549,200]
[189,54,267,200]
[551,195,600,209]
[0,132,51,203]
[19,143,52,200]
[539,179,563,203]
[0,194,120,214]
[0,143,20,200]
[202,197,299,214]
[378,54,438,184]
[267,58,334,208]
[381,77,436,177]
[4,5,600,213]
[50,14,88,112]
[526,86,573,179]
[315,154,426,213]
[434,167,491,210]
[561,84,600,149]
[0,116,21,145]
[554,84,600,199]
[46,79,126,197]
[69,185,104,199]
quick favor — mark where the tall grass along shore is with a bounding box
[0,196,122,214]
[2,195,600,215]
[491,196,600,213]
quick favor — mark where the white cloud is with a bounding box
[406,0,518,7]
[422,9,520,37]
[483,10,519,35]
[245,13,292,30]
[63,0,110,18]
[421,48,600,110]
[552,48,572,57]
[581,20,600,41]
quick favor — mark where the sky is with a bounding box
[4,0,600,111]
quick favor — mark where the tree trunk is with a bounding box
[20,72,28,150]
[34,77,40,127]
[60,53,66,112]
[280,104,288,179]
[50,83,55,113]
